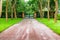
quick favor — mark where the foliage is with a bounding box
[2,0,60,16]
[58,0,60,9]
[2,0,39,14]
[50,0,55,12]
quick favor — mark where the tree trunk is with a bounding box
[54,0,58,23]
[39,0,43,18]
[43,11,44,17]
[14,0,17,18]
[22,12,24,18]
[11,7,13,19]
[34,12,36,18]
[11,0,15,19]
[48,0,50,20]
[6,0,8,22]
[14,7,17,18]
[0,0,2,18]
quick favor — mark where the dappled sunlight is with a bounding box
[24,0,29,2]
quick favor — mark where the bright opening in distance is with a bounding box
[25,0,29,2]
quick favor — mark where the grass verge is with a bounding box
[0,18,22,32]
[36,18,60,35]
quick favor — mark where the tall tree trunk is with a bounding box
[14,7,17,18]
[14,0,17,18]
[11,0,14,19]
[54,0,58,23]
[48,0,50,20]
[11,7,13,19]
[39,0,43,18]
[6,0,8,22]
[0,0,2,18]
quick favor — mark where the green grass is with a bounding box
[0,18,22,32]
[36,18,60,35]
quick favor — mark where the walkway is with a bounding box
[0,19,60,40]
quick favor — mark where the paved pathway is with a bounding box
[0,19,60,40]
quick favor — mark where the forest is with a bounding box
[1,0,60,20]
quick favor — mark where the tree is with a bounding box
[0,0,2,18]
[11,0,14,19]
[22,11,24,18]
[39,0,43,18]
[34,11,36,18]
[54,0,58,23]
[16,0,25,18]
[48,0,50,20]
[14,0,17,18]
[6,0,8,22]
